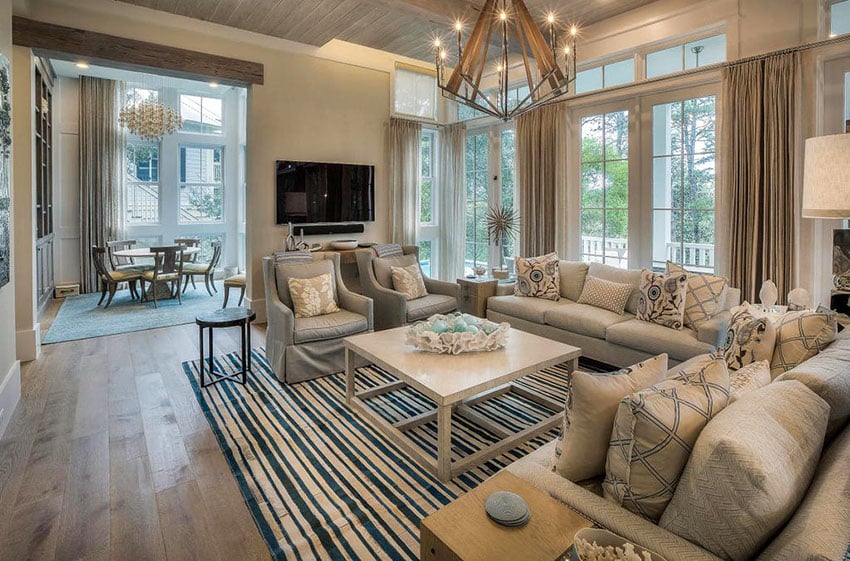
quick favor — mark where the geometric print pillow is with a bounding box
[667,262,728,330]
[636,269,688,330]
[577,276,633,315]
[717,304,777,371]
[770,309,837,378]
[288,273,340,319]
[603,355,730,522]
[514,252,560,301]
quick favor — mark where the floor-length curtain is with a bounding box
[437,122,466,280]
[516,103,567,257]
[723,53,799,303]
[80,77,125,293]
[388,118,422,246]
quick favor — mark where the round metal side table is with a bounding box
[195,308,256,388]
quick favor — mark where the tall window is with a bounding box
[651,96,716,272]
[580,111,629,267]
[179,146,224,223]
[125,142,159,224]
[646,34,726,78]
[499,130,517,269]
[832,0,850,36]
[417,130,438,276]
[465,133,489,272]
[180,94,223,134]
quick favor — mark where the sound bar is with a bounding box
[293,223,365,236]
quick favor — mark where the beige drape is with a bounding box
[437,121,466,281]
[723,53,799,303]
[388,118,422,246]
[516,103,568,257]
[79,77,125,293]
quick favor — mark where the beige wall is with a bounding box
[0,0,21,439]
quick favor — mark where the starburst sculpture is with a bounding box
[118,99,182,141]
[486,204,519,246]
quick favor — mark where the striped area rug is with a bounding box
[182,348,574,561]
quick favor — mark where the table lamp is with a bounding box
[802,133,850,289]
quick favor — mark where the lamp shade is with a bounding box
[802,133,850,218]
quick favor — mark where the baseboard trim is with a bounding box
[247,296,266,324]
[16,324,41,362]
[0,360,21,440]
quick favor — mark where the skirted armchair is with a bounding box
[262,252,373,384]
[355,245,459,331]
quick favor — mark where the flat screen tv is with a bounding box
[275,160,375,225]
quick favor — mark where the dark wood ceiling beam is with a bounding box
[12,16,264,86]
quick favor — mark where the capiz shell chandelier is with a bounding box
[435,0,578,121]
[118,99,182,141]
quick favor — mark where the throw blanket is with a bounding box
[274,250,313,263]
[373,243,403,258]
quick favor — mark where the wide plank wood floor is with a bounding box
[0,300,272,561]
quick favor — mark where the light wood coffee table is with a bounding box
[343,327,581,481]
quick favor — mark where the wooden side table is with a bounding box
[420,471,593,561]
[457,277,498,318]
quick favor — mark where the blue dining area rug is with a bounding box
[43,281,227,343]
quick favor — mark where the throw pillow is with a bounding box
[552,354,668,482]
[636,270,688,330]
[603,355,730,522]
[659,380,829,561]
[717,303,777,370]
[514,253,560,301]
[667,262,728,330]
[729,360,771,402]
[288,273,340,318]
[576,276,633,315]
[391,263,427,301]
[771,308,837,378]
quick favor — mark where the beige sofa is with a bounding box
[486,261,741,367]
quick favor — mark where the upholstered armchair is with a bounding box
[355,245,459,331]
[262,252,373,384]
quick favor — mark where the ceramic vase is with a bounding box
[759,280,778,308]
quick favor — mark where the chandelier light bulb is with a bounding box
[434,38,441,48]
[454,20,463,31]
[570,25,578,36]
[440,49,447,60]
[499,10,507,21]
[564,45,571,55]
[547,13,555,24]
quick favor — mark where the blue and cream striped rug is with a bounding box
[182,348,573,560]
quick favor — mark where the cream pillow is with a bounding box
[636,270,688,330]
[771,309,837,378]
[729,360,771,402]
[577,275,633,315]
[659,380,829,561]
[603,355,730,522]
[666,262,728,329]
[391,263,427,300]
[551,354,668,482]
[288,273,340,318]
[514,252,560,300]
[717,303,777,370]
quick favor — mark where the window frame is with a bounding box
[417,128,440,277]
[179,93,225,136]
[125,140,162,225]
[178,143,226,225]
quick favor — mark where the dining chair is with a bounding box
[174,238,201,262]
[140,245,185,308]
[92,246,142,308]
[181,240,222,296]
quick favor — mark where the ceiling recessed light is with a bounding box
[75,62,89,69]
[209,81,219,88]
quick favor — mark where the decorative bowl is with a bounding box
[330,239,358,250]
[492,268,510,280]
[405,313,509,354]
[574,528,667,561]
[473,266,487,277]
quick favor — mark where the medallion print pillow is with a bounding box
[717,304,777,370]
[514,252,560,301]
[288,273,340,318]
[636,270,688,330]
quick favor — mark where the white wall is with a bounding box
[0,0,21,440]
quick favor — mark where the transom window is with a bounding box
[576,59,636,94]
[580,111,630,268]
[180,94,223,135]
[394,66,437,120]
[832,0,850,37]
[646,34,726,79]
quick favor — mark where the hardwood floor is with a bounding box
[0,301,272,561]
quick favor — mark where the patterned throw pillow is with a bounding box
[729,360,771,402]
[287,273,340,319]
[603,355,730,522]
[514,253,560,301]
[577,275,633,315]
[770,309,837,378]
[636,270,688,330]
[717,304,777,370]
[667,262,728,329]
[391,263,428,301]
[552,354,668,482]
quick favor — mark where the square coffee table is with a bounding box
[343,327,581,481]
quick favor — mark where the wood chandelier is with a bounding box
[434,0,578,121]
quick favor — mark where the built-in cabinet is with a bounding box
[35,58,54,311]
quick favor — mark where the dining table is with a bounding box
[113,246,201,301]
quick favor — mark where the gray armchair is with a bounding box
[262,252,373,384]
[355,245,459,331]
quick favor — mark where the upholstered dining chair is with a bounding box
[181,240,221,296]
[174,237,201,263]
[355,245,459,331]
[262,252,373,384]
[140,246,185,308]
[91,246,142,308]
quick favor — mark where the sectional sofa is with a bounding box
[486,261,741,367]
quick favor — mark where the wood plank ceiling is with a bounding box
[115,0,659,61]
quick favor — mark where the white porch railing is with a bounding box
[126,183,159,223]
[581,236,715,270]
